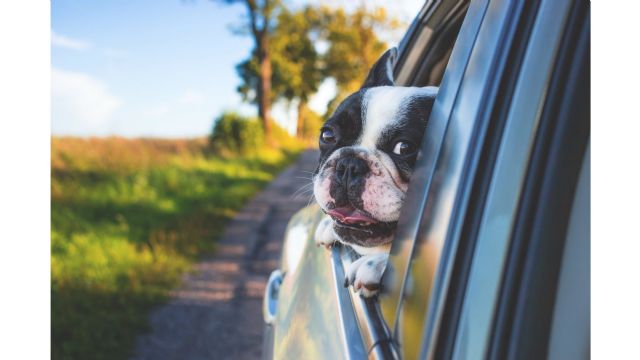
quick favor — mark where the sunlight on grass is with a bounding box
[51,137,304,360]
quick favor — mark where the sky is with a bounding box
[52,0,425,138]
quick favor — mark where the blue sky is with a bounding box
[52,0,424,137]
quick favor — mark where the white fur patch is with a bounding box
[314,215,336,248]
[345,253,389,297]
[313,172,334,214]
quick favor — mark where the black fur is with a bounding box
[360,48,397,89]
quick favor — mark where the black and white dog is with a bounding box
[313,48,437,297]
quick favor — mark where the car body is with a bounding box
[262,0,590,358]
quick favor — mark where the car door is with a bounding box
[264,0,589,358]
[376,0,589,358]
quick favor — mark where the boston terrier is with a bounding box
[313,47,438,297]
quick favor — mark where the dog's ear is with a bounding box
[360,47,397,89]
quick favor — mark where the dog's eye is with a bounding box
[393,141,415,155]
[320,128,337,144]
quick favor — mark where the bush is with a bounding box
[210,112,265,155]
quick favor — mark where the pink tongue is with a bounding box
[327,207,377,225]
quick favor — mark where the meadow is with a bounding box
[51,136,303,360]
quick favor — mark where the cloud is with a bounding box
[178,89,206,105]
[52,68,122,134]
[51,31,92,51]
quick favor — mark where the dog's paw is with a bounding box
[314,216,337,250]
[344,253,389,297]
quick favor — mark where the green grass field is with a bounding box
[51,137,303,360]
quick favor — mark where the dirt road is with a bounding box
[132,150,319,360]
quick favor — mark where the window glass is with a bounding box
[373,2,477,359]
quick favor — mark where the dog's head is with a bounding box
[313,48,437,250]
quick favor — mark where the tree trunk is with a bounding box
[296,100,306,138]
[257,34,273,143]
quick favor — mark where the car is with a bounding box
[262,0,590,358]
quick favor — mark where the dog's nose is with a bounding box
[335,157,369,188]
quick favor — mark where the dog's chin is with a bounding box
[332,220,397,248]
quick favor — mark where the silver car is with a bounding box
[263,0,590,358]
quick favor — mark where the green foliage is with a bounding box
[51,137,301,360]
[236,6,322,105]
[299,105,324,140]
[213,0,282,140]
[209,111,308,153]
[270,7,322,103]
[319,6,398,95]
[269,118,310,149]
[209,111,265,155]
[236,4,398,127]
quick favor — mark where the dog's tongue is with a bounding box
[327,207,377,225]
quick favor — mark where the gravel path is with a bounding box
[132,150,319,360]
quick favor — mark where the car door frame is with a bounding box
[378,0,546,357]
[327,1,478,358]
[427,0,588,358]
[378,0,587,358]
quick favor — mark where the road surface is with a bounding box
[132,150,319,360]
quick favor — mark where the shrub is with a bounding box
[209,112,265,155]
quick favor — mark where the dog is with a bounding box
[313,47,438,297]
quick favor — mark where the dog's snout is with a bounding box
[336,157,369,187]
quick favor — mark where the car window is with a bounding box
[322,0,477,358]
[380,0,504,358]
[335,2,473,355]
[332,1,473,356]
[547,143,589,360]
[485,3,590,357]
[383,0,516,357]
[395,0,470,87]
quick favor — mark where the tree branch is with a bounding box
[244,0,261,42]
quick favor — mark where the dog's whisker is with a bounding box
[292,189,313,200]
[291,190,313,200]
[291,183,314,200]
[291,182,313,193]
[305,193,316,208]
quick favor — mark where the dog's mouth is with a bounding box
[326,206,397,237]
[327,206,378,228]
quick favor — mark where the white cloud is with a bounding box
[51,31,92,51]
[52,68,122,135]
[178,89,206,105]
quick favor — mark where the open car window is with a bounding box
[333,0,472,357]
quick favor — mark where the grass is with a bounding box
[51,136,304,360]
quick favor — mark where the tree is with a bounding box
[318,6,399,116]
[233,3,398,135]
[238,6,322,137]
[214,0,281,142]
